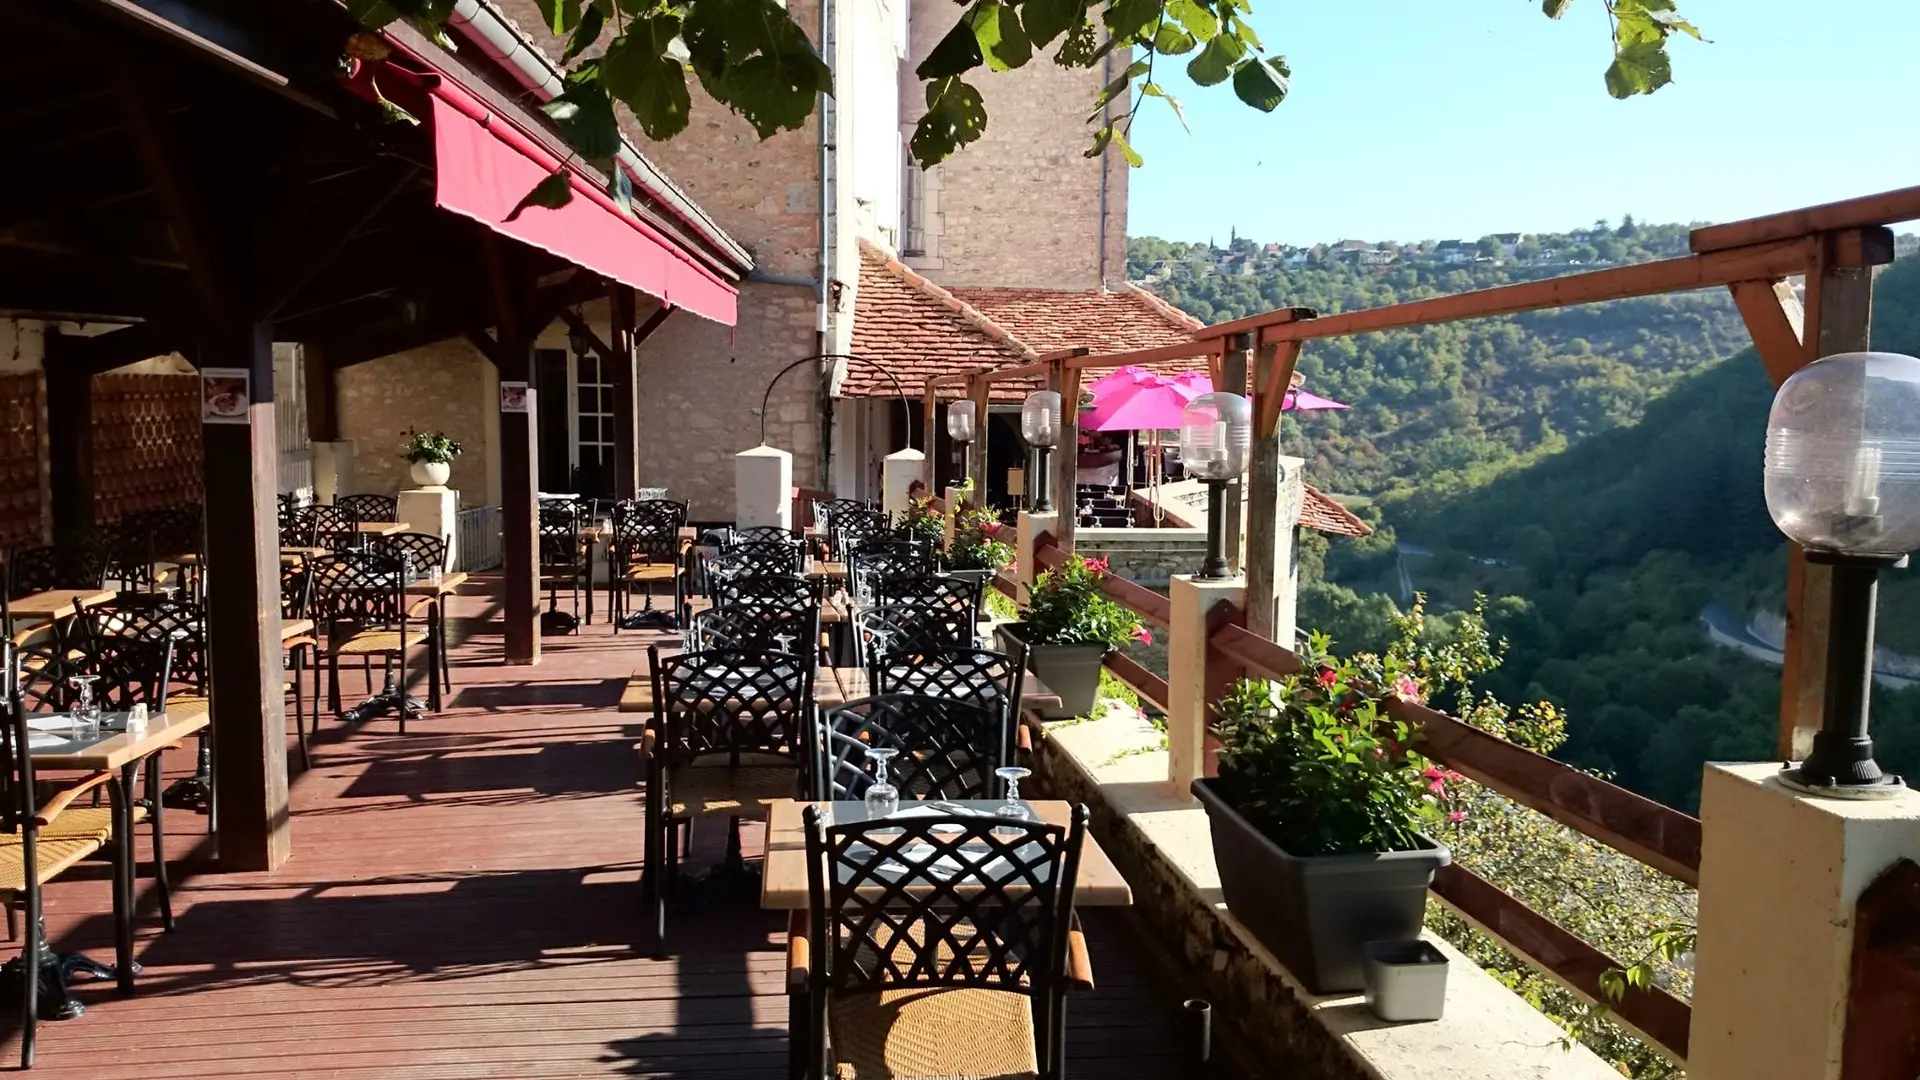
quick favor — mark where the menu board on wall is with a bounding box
[201,368,250,425]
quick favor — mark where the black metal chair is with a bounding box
[539,503,589,625]
[309,549,439,730]
[337,493,398,523]
[871,644,1028,725]
[848,545,934,606]
[811,499,870,555]
[643,644,812,958]
[0,640,141,1065]
[5,547,60,599]
[792,804,1093,1080]
[609,499,688,631]
[281,563,318,771]
[6,532,110,599]
[688,597,821,657]
[831,508,891,562]
[873,572,981,639]
[310,503,359,552]
[728,525,798,547]
[712,573,816,610]
[379,532,454,694]
[814,694,1008,802]
[279,504,319,549]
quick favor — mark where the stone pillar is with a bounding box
[1249,454,1306,648]
[310,440,354,505]
[942,484,963,550]
[397,486,458,569]
[1168,574,1246,795]
[737,444,793,529]
[882,448,927,524]
[1688,763,1920,1080]
[1015,510,1058,593]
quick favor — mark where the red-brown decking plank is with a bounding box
[4,594,1191,1078]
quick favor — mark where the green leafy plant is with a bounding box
[897,494,947,548]
[947,502,1014,571]
[1022,554,1149,650]
[1212,629,1458,857]
[350,0,1698,180]
[403,429,463,465]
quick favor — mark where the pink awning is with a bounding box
[426,91,737,326]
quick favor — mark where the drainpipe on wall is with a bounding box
[1098,46,1112,288]
[815,0,839,487]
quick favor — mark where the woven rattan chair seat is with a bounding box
[34,805,137,841]
[830,986,1037,1080]
[333,628,428,655]
[0,836,106,893]
[667,755,796,818]
[625,564,678,582]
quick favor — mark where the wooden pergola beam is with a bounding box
[1691,185,1920,254]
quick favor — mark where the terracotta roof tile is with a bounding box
[845,240,1034,402]
[1299,484,1373,539]
[946,284,1202,358]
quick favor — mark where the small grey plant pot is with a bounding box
[995,623,1108,719]
[1362,939,1450,1022]
[1191,777,1450,993]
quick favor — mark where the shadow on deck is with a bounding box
[3,591,1204,1078]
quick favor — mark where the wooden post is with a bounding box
[611,286,638,500]
[199,322,292,870]
[967,374,990,502]
[483,235,541,665]
[1050,360,1082,552]
[303,341,337,443]
[1769,227,1893,759]
[1219,334,1252,572]
[1247,341,1302,638]
[922,386,939,467]
[42,340,94,548]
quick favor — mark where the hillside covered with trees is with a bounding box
[1134,228,1920,812]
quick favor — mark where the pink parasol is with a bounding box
[1284,388,1349,412]
[1081,369,1208,431]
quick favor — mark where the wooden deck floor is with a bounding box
[9,588,1198,1078]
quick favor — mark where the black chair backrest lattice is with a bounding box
[713,573,816,611]
[647,645,813,765]
[849,546,934,604]
[727,525,797,548]
[690,599,820,654]
[6,547,59,599]
[539,505,585,570]
[381,532,450,578]
[707,543,802,584]
[308,550,410,631]
[311,504,359,551]
[816,694,1009,801]
[812,499,870,547]
[803,804,1087,1000]
[874,573,979,630]
[338,494,398,523]
[279,504,319,549]
[282,562,315,621]
[63,632,177,713]
[72,593,208,696]
[871,645,1028,730]
[0,640,36,835]
[853,606,973,671]
[611,499,688,566]
[832,509,891,560]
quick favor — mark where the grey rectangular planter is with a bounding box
[994,622,1108,719]
[1192,777,1450,994]
[1362,939,1449,1022]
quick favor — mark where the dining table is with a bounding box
[758,798,1133,909]
[354,521,411,537]
[7,588,115,631]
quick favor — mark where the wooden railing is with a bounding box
[1009,536,1695,1062]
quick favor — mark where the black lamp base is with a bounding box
[1783,548,1911,801]
[1776,765,1907,801]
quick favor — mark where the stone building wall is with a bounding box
[903,0,1129,290]
[335,339,498,507]
[494,0,833,509]
[1075,527,1207,587]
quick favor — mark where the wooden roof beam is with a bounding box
[1691,184,1920,254]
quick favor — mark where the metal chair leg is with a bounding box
[145,755,174,932]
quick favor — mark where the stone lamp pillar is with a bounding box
[882,448,926,524]
[736,444,793,529]
[1167,573,1245,795]
[397,485,459,569]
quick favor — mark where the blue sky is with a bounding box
[1126,0,1920,244]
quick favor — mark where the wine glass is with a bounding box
[864,747,900,819]
[67,674,100,741]
[771,631,796,657]
[995,766,1032,820]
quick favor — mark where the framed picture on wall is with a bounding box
[201,368,250,425]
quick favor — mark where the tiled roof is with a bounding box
[844,240,1033,401]
[1299,484,1373,539]
[845,241,1212,400]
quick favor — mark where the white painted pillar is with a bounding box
[881,448,927,525]
[1688,763,1920,1080]
[311,440,355,505]
[1015,510,1058,594]
[396,486,459,570]
[1168,574,1246,796]
[735,444,793,529]
[942,484,963,550]
[1250,455,1306,648]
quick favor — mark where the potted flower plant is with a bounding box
[897,493,946,550]
[404,429,462,487]
[997,554,1149,718]
[1192,630,1457,994]
[945,502,1013,578]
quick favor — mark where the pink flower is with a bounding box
[1448,810,1467,823]
[1317,668,1339,688]
[981,522,1002,536]
[1421,766,1448,794]
[1392,675,1422,703]
[1133,626,1153,645]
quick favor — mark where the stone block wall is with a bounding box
[1076,526,1206,586]
[336,339,497,506]
[904,0,1128,290]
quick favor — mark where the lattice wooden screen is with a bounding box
[0,373,47,550]
[93,374,201,522]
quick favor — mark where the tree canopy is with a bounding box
[348,0,1700,206]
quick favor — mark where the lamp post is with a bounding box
[1021,391,1061,513]
[1764,351,1920,798]
[1180,392,1253,580]
[947,399,977,487]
